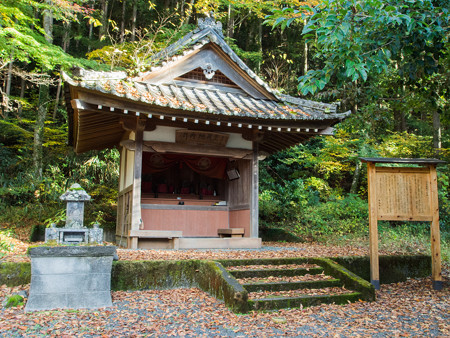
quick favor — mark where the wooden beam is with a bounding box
[242,129,264,142]
[144,141,252,159]
[250,142,259,238]
[429,164,443,290]
[367,162,380,289]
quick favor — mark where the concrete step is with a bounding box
[243,278,342,292]
[230,267,324,279]
[250,291,363,311]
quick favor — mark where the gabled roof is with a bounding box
[146,16,278,99]
[64,16,350,154]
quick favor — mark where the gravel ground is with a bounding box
[1,276,448,337]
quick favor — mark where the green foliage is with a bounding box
[269,0,450,95]
[0,229,15,256]
[4,294,24,308]
[0,0,97,72]
[295,194,369,239]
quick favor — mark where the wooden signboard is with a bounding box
[360,158,446,290]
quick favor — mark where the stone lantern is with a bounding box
[45,184,103,244]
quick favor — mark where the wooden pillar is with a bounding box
[429,165,443,290]
[250,142,259,238]
[130,117,146,249]
[367,162,380,289]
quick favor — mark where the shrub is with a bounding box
[295,194,369,239]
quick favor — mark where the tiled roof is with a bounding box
[64,74,349,122]
[148,17,278,98]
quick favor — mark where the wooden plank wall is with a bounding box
[227,159,251,235]
[227,159,251,209]
[375,167,432,221]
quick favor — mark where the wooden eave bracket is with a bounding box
[120,116,156,132]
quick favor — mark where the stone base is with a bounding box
[45,227,103,244]
[25,246,116,312]
[132,237,262,249]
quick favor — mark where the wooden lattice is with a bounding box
[178,68,238,86]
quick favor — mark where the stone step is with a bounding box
[243,279,342,293]
[230,267,324,279]
[250,291,363,311]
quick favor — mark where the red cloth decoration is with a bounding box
[142,153,227,180]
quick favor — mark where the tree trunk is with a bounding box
[4,58,13,118]
[53,77,62,119]
[131,0,137,42]
[120,0,126,43]
[99,0,108,41]
[62,22,71,51]
[43,0,53,43]
[303,19,308,75]
[34,84,49,181]
[88,21,93,52]
[18,78,26,116]
[350,160,361,194]
[227,5,234,39]
[256,19,262,73]
[432,108,441,151]
[393,107,406,132]
[181,0,194,26]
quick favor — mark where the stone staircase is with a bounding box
[218,258,375,311]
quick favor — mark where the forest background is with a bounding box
[0,0,449,260]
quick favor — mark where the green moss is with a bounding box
[243,279,342,293]
[111,260,199,291]
[0,262,31,286]
[230,267,323,279]
[252,292,363,311]
[333,255,431,284]
[260,227,304,243]
[4,294,24,308]
[315,258,375,301]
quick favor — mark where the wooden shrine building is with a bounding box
[64,17,350,249]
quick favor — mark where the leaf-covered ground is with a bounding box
[1,276,449,337]
[1,237,448,336]
[1,240,399,263]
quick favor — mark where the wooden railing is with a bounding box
[116,185,133,246]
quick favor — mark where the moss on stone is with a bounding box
[243,279,342,293]
[4,294,24,308]
[333,255,431,284]
[0,262,31,286]
[259,227,304,243]
[230,267,323,279]
[111,260,199,291]
[252,292,363,311]
[314,258,375,301]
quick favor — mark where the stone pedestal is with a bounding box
[25,246,116,312]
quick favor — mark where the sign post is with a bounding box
[360,157,446,290]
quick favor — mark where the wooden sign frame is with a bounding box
[360,157,446,290]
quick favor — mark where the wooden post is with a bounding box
[130,117,146,249]
[367,162,380,289]
[429,165,443,290]
[250,142,259,238]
